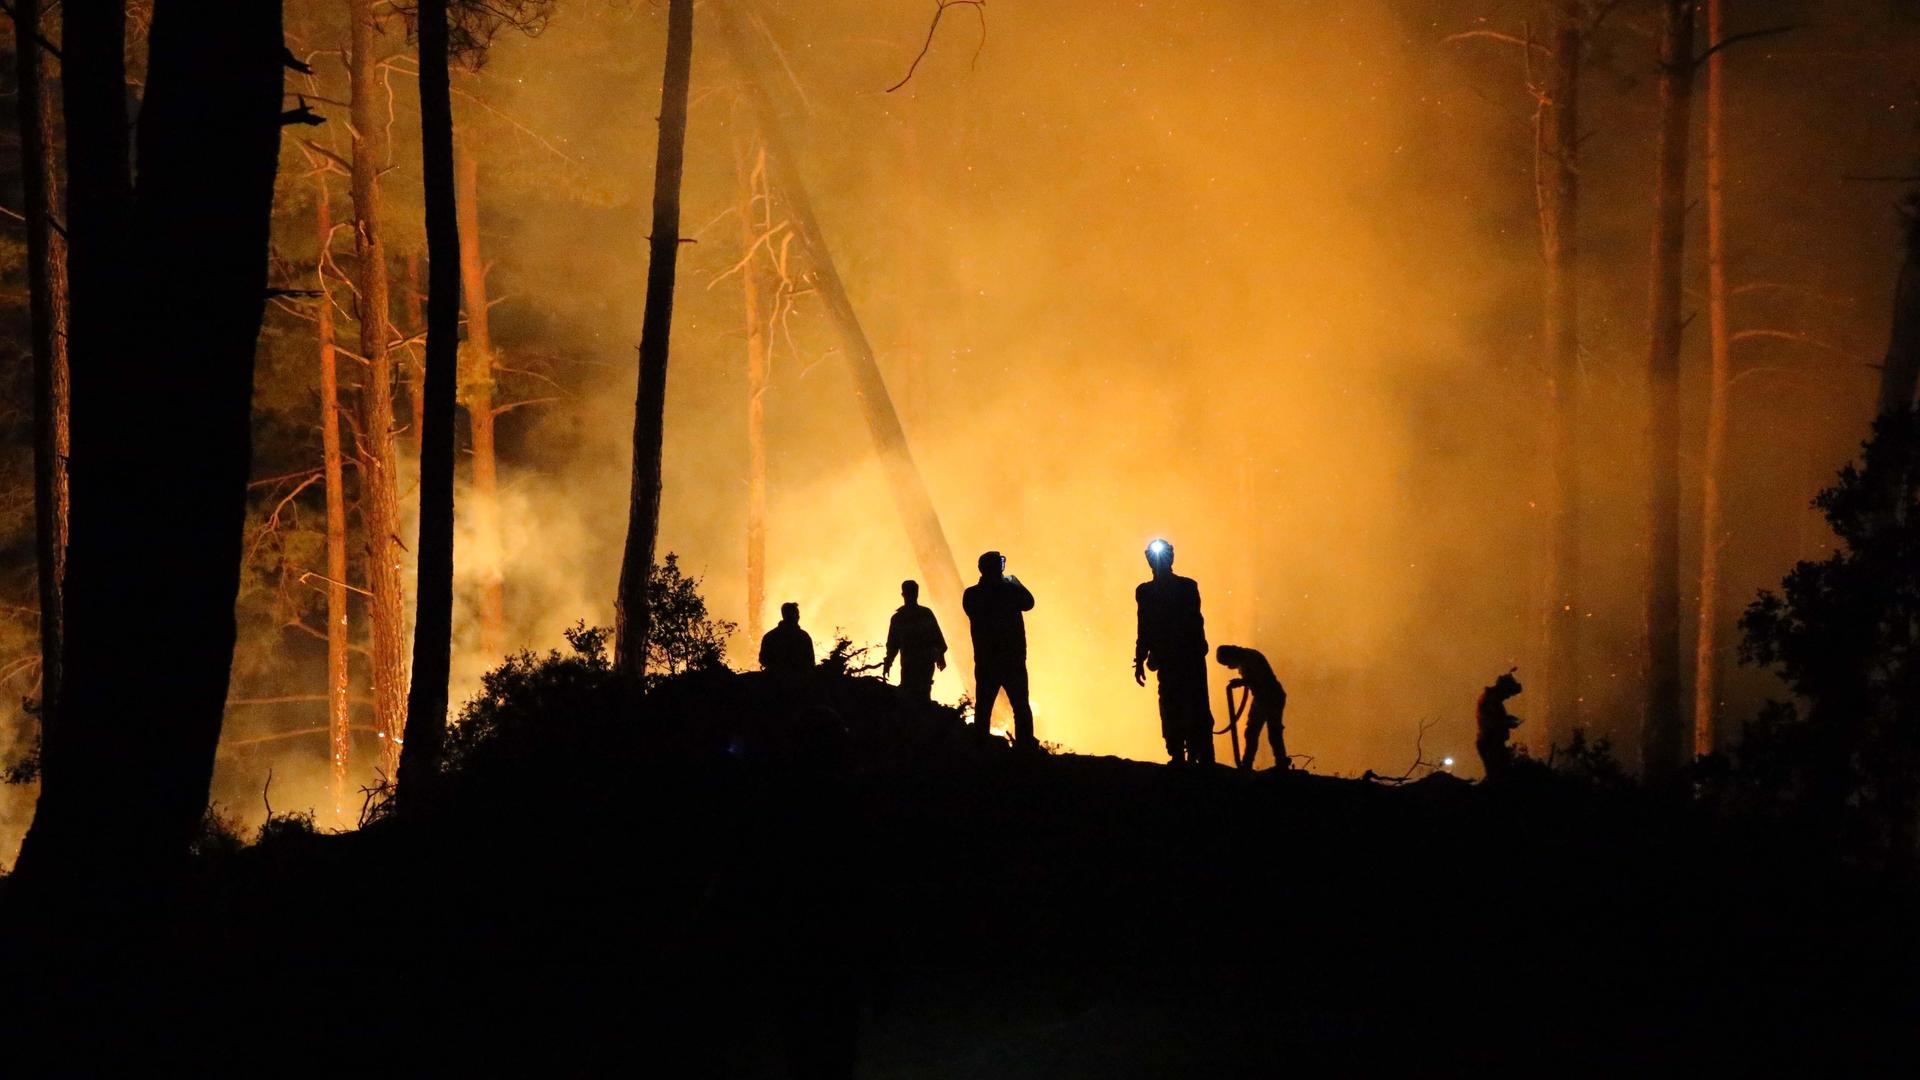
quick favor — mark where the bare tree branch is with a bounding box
[887,0,987,93]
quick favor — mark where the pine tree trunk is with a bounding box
[315,175,354,823]
[1693,0,1731,757]
[1641,0,1697,783]
[734,134,770,645]
[1540,11,1583,752]
[401,0,461,789]
[12,0,69,734]
[455,135,507,659]
[349,0,409,779]
[714,1,974,680]
[16,0,289,896]
[615,0,695,679]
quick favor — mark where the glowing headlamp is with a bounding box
[1148,539,1170,557]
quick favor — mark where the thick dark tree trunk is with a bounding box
[615,0,695,679]
[714,2,973,679]
[1640,0,1697,783]
[15,0,290,896]
[11,0,70,733]
[1693,0,1731,756]
[349,0,409,779]
[454,135,507,659]
[1540,11,1583,752]
[401,0,461,789]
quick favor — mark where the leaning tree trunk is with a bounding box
[349,0,410,779]
[314,174,354,823]
[454,135,508,660]
[400,0,461,790]
[11,0,69,734]
[1640,0,1697,783]
[733,133,771,645]
[1693,0,1731,757]
[714,2,974,679]
[15,0,290,896]
[614,0,695,679]
[1539,9,1583,752]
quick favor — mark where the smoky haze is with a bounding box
[399,0,1916,775]
[8,0,1914,858]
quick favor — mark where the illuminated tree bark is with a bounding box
[10,0,69,732]
[733,134,771,645]
[615,0,695,679]
[714,1,974,679]
[315,174,354,822]
[1692,0,1731,757]
[401,0,462,789]
[16,0,291,894]
[1539,9,1583,751]
[349,0,410,778]
[1640,0,1697,782]
[455,135,508,659]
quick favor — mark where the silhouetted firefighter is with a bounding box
[963,550,1037,748]
[759,601,814,674]
[1476,669,1525,780]
[883,579,947,702]
[1135,539,1215,766]
[1217,644,1287,771]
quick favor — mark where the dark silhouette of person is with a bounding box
[1216,644,1288,771]
[883,579,947,702]
[962,550,1036,748]
[759,601,815,674]
[1476,670,1524,780]
[1134,539,1215,766]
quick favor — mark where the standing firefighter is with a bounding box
[1475,669,1524,780]
[1216,644,1288,771]
[963,550,1038,749]
[883,579,948,702]
[759,601,815,675]
[1134,539,1215,766]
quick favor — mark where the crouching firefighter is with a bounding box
[1475,669,1524,780]
[1216,644,1288,771]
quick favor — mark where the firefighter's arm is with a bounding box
[1010,577,1035,612]
[1133,585,1150,685]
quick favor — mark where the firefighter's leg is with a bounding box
[1184,663,1216,766]
[902,658,934,702]
[975,666,1003,737]
[1241,710,1264,770]
[1156,672,1184,763]
[1005,664,1035,747]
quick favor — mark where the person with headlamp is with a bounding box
[1134,538,1215,766]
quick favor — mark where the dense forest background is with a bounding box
[0,0,1915,854]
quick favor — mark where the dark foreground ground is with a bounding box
[2,668,1915,1076]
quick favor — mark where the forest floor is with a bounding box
[1,667,1915,1076]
